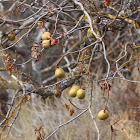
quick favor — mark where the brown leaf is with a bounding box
[126,66,132,72]
[102,0,111,7]
[65,104,70,111]
[70,109,74,116]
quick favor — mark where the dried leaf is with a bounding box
[126,66,132,72]
[72,101,76,106]
[70,109,74,116]
[102,0,111,7]
[65,104,70,111]
[26,95,31,101]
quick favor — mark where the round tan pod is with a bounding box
[8,33,15,41]
[98,110,109,120]
[71,85,79,90]
[76,89,85,99]
[55,68,65,78]
[42,40,51,49]
[69,88,77,97]
[41,32,51,40]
